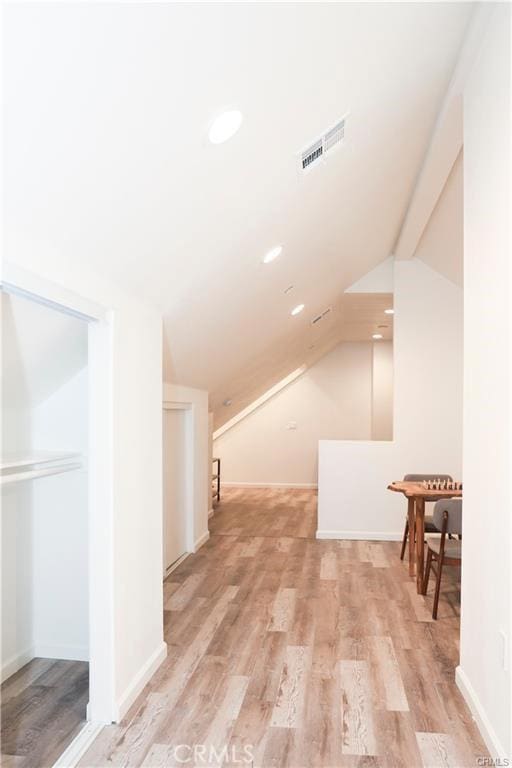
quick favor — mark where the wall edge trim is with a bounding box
[194,530,210,551]
[1,647,35,683]
[115,642,167,722]
[455,665,507,760]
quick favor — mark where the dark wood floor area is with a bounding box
[0,658,88,768]
[79,487,487,768]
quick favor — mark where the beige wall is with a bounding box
[214,341,392,486]
[372,341,393,440]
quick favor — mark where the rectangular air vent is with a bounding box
[301,139,323,171]
[300,116,346,173]
[324,120,345,152]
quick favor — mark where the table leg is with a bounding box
[407,497,415,577]
[415,497,425,593]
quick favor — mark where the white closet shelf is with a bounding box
[1,452,83,486]
[1,451,81,471]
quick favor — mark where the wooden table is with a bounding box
[388,481,462,593]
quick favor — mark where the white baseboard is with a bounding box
[316,529,402,541]
[1,644,89,683]
[52,722,104,768]
[194,530,210,551]
[1,647,35,683]
[115,641,167,722]
[33,644,89,662]
[222,482,318,489]
[208,507,214,518]
[455,665,507,760]
[164,551,189,577]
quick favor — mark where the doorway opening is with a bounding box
[162,404,193,575]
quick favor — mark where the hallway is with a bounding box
[80,489,487,767]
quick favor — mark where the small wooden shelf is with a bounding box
[212,457,221,504]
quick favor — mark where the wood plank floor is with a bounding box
[79,487,487,767]
[0,658,89,768]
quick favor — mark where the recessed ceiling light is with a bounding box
[263,245,282,264]
[208,110,243,144]
[384,308,394,315]
[372,333,383,340]
[291,304,305,316]
[223,398,232,407]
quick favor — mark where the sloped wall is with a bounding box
[214,340,392,486]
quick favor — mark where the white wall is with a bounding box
[214,341,392,486]
[318,258,463,538]
[163,383,209,551]
[371,341,393,441]
[32,367,89,661]
[1,483,34,680]
[458,5,511,758]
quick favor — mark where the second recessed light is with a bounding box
[208,110,243,144]
[372,333,383,340]
[263,245,282,264]
[291,304,305,316]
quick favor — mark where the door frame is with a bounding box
[162,401,195,571]
[1,264,116,726]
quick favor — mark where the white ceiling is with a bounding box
[3,2,472,424]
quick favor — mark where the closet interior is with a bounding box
[1,290,90,767]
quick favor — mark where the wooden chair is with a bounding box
[422,498,462,619]
[399,473,453,560]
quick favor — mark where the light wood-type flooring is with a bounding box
[0,658,88,768]
[78,487,486,767]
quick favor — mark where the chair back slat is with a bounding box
[433,498,462,534]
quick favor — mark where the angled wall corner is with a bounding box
[344,256,394,294]
[413,150,463,287]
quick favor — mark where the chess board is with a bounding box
[422,479,463,491]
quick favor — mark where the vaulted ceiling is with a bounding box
[3,2,472,425]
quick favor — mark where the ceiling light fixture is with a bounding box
[384,308,394,315]
[291,304,305,316]
[372,333,383,340]
[263,245,282,264]
[208,110,243,144]
[223,399,233,407]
